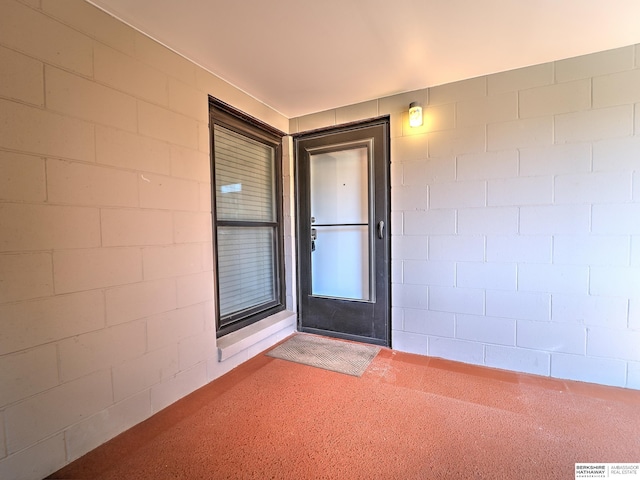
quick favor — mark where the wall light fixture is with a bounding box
[409,102,423,127]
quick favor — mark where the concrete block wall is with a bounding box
[0,1,293,479]
[290,44,640,390]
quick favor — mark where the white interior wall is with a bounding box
[1,1,639,479]
[291,44,640,390]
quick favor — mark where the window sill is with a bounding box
[217,310,296,362]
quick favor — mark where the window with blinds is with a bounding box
[210,100,285,337]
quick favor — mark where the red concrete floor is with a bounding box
[48,336,640,479]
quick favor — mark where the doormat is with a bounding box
[266,334,380,377]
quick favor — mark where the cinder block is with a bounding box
[147,304,206,350]
[138,101,199,149]
[0,204,100,252]
[636,103,640,135]
[403,260,455,287]
[403,309,454,337]
[5,370,112,454]
[486,290,550,321]
[139,173,200,212]
[555,105,633,143]
[486,235,551,263]
[0,1,93,75]
[0,99,94,161]
[633,236,640,267]
[134,32,196,86]
[391,330,428,355]
[178,329,216,370]
[94,44,168,106]
[47,159,138,207]
[429,181,486,209]
[170,144,210,182]
[456,262,516,290]
[335,100,378,125]
[587,327,640,362]
[0,412,4,458]
[519,143,591,177]
[0,433,66,480]
[429,235,484,262]
[428,125,485,157]
[403,210,455,235]
[95,125,171,175]
[391,283,428,309]
[554,171,632,204]
[457,150,518,181]
[517,320,586,354]
[590,266,640,298]
[429,77,486,105]
[627,361,640,390]
[105,278,176,326]
[53,247,142,294]
[457,207,518,235]
[0,45,43,105]
[297,110,336,132]
[150,363,208,413]
[142,243,202,280]
[168,78,208,122]
[112,346,179,402]
[518,264,589,295]
[488,176,552,206]
[176,271,214,307]
[0,345,58,407]
[519,205,591,234]
[0,253,52,303]
[488,63,553,95]
[592,136,640,171]
[592,204,640,234]
[551,352,626,387]
[0,291,104,355]
[391,211,403,236]
[487,117,553,151]
[58,320,146,382]
[42,0,135,55]
[0,151,46,202]
[391,185,427,211]
[553,235,629,266]
[456,92,518,128]
[391,235,428,260]
[519,79,591,118]
[418,103,455,133]
[428,286,484,315]
[173,211,212,244]
[634,171,639,201]
[456,314,516,346]
[45,66,137,132]
[379,90,428,116]
[555,46,634,82]
[485,345,550,376]
[199,182,212,212]
[402,157,455,185]
[391,135,428,163]
[428,336,484,365]
[593,68,640,108]
[65,391,152,463]
[101,208,172,247]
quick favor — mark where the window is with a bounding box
[209,98,285,337]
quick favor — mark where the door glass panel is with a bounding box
[309,146,370,301]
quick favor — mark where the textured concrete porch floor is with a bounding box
[48,335,640,479]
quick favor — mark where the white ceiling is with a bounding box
[88,0,640,118]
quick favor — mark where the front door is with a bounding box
[295,118,390,347]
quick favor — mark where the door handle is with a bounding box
[377,221,385,239]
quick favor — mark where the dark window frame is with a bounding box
[209,97,286,338]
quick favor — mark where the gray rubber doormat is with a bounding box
[266,334,380,377]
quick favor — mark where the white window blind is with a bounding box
[213,125,277,321]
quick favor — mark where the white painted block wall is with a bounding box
[0,1,295,479]
[292,44,640,391]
